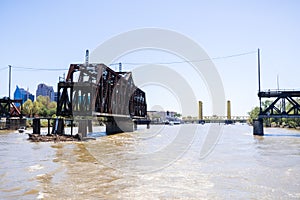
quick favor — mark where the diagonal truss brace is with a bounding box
[258,90,300,118]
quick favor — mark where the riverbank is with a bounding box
[268,123,300,130]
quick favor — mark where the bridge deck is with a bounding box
[259,90,300,98]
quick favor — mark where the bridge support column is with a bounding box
[78,120,87,137]
[105,117,133,135]
[52,118,65,135]
[198,101,203,120]
[133,119,151,131]
[33,118,41,135]
[227,100,231,120]
[134,122,138,130]
[253,118,264,136]
[77,119,93,138]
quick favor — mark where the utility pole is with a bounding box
[119,62,122,72]
[277,74,280,90]
[257,49,262,113]
[85,49,89,67]
[8,65,11,99]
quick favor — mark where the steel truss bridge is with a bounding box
[258,90,300,119]
[252,49,300,135]
[203,116,248,123]
[56,63,148,134]
[0,98,22,118]
[0,98,26,129]
[184,116,249,124]
[253,89,300,136]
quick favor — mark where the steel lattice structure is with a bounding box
[56,64,147,119]
[258,90,300,119]
[0,98,23,118]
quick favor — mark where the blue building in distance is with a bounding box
[13,86,35,106]
[36,83,55,102]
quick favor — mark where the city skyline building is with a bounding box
[54,92,58,102]
[36,83,55,102]
[13,85,35,107]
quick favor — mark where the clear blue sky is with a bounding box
[0,0,299,116]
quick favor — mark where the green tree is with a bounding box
[32,101,42,117]
[22,99,33,117]
[37,96,50,108]
[248,106,260,124]
[262,100,272,110]
[39,106,49,117]
[35,96,53,117]
[48,101,57,117]
[22,95,57,117]
[174,113,182,118]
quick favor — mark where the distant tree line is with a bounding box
[248,98,300,128]
[22,96,57,118]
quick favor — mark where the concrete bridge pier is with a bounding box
[33,118,41,134]
[253,118,264,136]
[105,117,134,135]
[134,122,137,130]
[52,118,65,135]
[133,119,151,130]
[78,119,93,137]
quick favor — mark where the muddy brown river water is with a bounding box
[0,124,299,199]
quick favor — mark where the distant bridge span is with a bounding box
[183,116,249,124]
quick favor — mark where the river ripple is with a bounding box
[0,124,299,199]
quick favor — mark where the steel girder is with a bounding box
[0,98,23,118]
[56,64,147,118]
[258,90,300,119]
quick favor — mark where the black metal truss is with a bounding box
[0,98,23,118]
[56,64,147,118]
[258,90,300,118]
